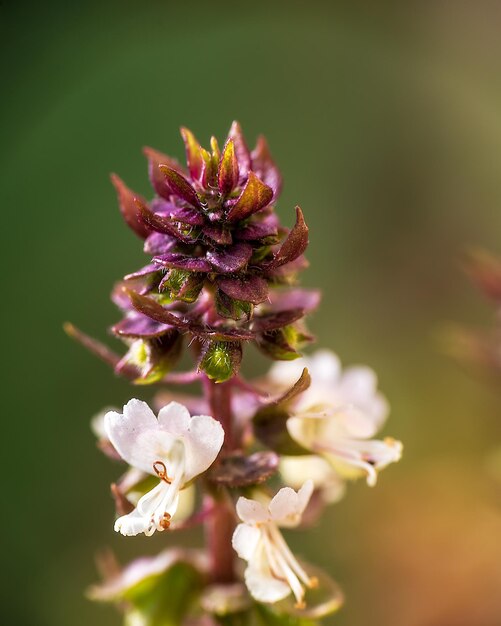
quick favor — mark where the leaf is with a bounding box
[217,274,269,304]
[251,309,305,332]
[111,314,172,339]
[159,165,202,208]
[127,291,188,329]
[180,126,204,181]
[126,560,203,626]
[203,223,233,245]
[218,138,239,195]
[153,252,212,273]
[215,290,253,321]
[110,174,151,239]
[251,135,283,199]
[143,146,185,200]
[208,451,279,486]
[272,367,311,406]
[226,172,273,222]
[266,207,309,269]
[150,198,204,226]
[136,199,199,243]
[207,242,253,273]
[228,120,252,177]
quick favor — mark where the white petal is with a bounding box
[157,401,191,436]
[114,509,155,537]
[323,437,403,485]
[245,562,291,604]
[269,481,313,528]
[236,496,269,524]
[338,366,389,426]
[329,406,379,439]
[182,414,224,481]
[268,358,308,386]
[232,523,261,561]
[280,456,346,504]
[105,399,173,474]
[309,350,341,384]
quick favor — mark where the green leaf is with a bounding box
[124,561,203,626]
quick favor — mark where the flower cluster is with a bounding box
[70,123,403,626]
[72,122,317,385]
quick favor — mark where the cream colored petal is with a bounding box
[232,523,261,561]
[269,481,313,528]
[236,496,269,524]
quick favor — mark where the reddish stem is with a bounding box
[203,377,237,583]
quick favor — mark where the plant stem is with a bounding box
[204,378,237,583]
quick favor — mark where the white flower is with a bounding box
[232,481,317,608]
[279,456,345,504]
[105,399,224,536]
[270,350,402,486]
[269,349,389,428]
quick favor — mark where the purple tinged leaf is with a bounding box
[111,314,172,338]
[226,171,273,222]
[143,146,184,200]
[153,252,212,273]
[228,120,251,177]
[150,198,204,226]
[123,263,161,281]
[218,138,239,195]
[200,147,218,189]
[136,199,199,243]
[251,308,305,332]
[217,274,269,304]
[127,290,188,329]
[207,242,253,273]
[143,232,177,255]
[267,288,321,314]
[267,206,309,269]
[215,290,253,321]
[180,126,204,181]
[110,174,151,239]
[127,290,255,342]
[159,165,201,208]
[208,451,279,486]
[203,224,233,245]
[237,215,279,242]
[251,135,283,199]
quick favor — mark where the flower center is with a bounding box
[262,524,318,609]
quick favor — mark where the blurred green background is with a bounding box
[3,1,501,624]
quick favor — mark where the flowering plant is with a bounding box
[67,122,402,625]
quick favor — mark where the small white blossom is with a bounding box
[232,481,317,608]
[270,350,402,486]
[279,456,345,504]
[105,399,224,536]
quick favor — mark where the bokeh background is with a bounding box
[3,1,501,624]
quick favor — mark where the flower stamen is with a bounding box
[153,460,173,483]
